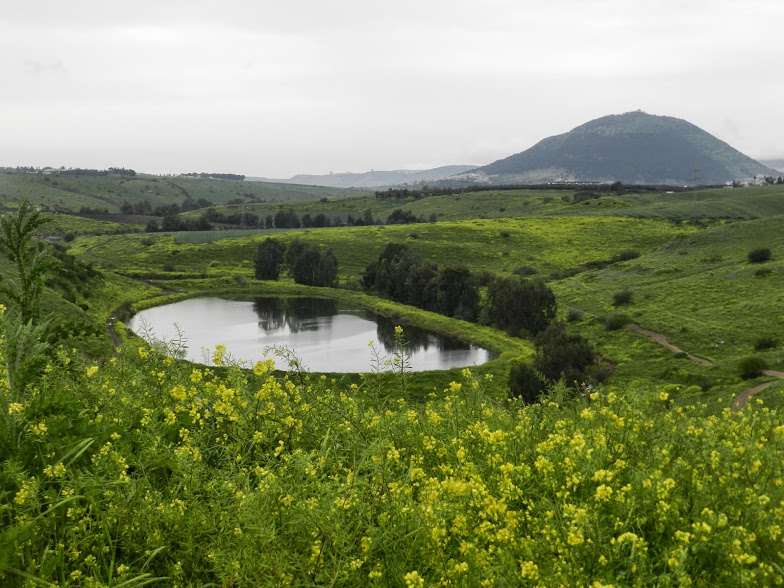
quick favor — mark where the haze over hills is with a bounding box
[466,111,777,186]
[252,165,476,189]
[762,159,784,173]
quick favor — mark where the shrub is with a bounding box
[508,363,546,404]
[748,248,772,263]
[739,356,769,379]
[612,290,633,306]
[603,313,631,331]
[754,337,778,351]
[754,268,773,278]
[566,308,584,322]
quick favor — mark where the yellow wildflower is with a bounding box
[8,402,24,415]
[403,571,424,588]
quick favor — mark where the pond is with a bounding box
[127,296,494,373]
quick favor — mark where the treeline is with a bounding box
[361,243,556,334]
[373,181,737,200]
[254,238,338,287]
[145,207,434,233]
[181,172,246,181]
[53,167,137,177]
[361,243,604,400]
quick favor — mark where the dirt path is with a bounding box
[625,324,715,367]
[624,323,784,409]
[732,372,784,409]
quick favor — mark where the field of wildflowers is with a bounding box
[2,311,783,586]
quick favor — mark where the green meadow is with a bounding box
[3,180,784,585]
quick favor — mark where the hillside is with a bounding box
[259,165,476,188]
[473,111,777,185]
[0,170,366,213]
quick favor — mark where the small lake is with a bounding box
[128,296,494,373]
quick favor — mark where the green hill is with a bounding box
[474,111,777,185]
[0,170,367,213]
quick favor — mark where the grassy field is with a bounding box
[72,215,693,280]
[553,216,784,373]
[5,181,784,585]
[178,184,784,225]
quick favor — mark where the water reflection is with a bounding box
[128,296,494,373]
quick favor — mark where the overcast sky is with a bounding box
[1,0,782,177]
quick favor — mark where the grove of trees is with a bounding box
[252,238,338,287]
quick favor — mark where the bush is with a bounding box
[754,268,773,278]
[508,363,547,404]
[603,313,631,331]
[534,323,596,385]
[748,248,772,263]
[566,308,584,322]
[739,356,769,379]
[612,290,633,306]
[754,337,778,351]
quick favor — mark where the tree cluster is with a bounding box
[254,238,338,287]
[362,244,481,322]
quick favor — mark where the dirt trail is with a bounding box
[625,324,715,367]
[624,324,784,409]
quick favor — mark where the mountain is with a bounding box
[254,165,476,189]
[471,111,777,185]
[761,159,784,173]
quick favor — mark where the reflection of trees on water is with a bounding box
[251,297,474,354]
[375,315,470,353]
[252,297,337,333]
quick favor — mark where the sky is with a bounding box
[1,0,782,177]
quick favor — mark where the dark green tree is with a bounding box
[485,277,556,336]
[435,266,479,321]
[254,238,286,280]
[509,363,547,404]
[534,323,595,385]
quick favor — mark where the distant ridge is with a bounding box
[762,159,784,173]
[254,165,476,189]
[469,111,777,185]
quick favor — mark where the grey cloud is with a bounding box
[0,0,782,176]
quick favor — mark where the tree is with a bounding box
[509,363,547,404]
[435,266,479,321]
[291,244,338,287]
[0,201,54,395]
[255,238,286,280]
[534,323,595,385]
[0,201,52,324]
[485,277,556,336]
[285,239,307,271]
